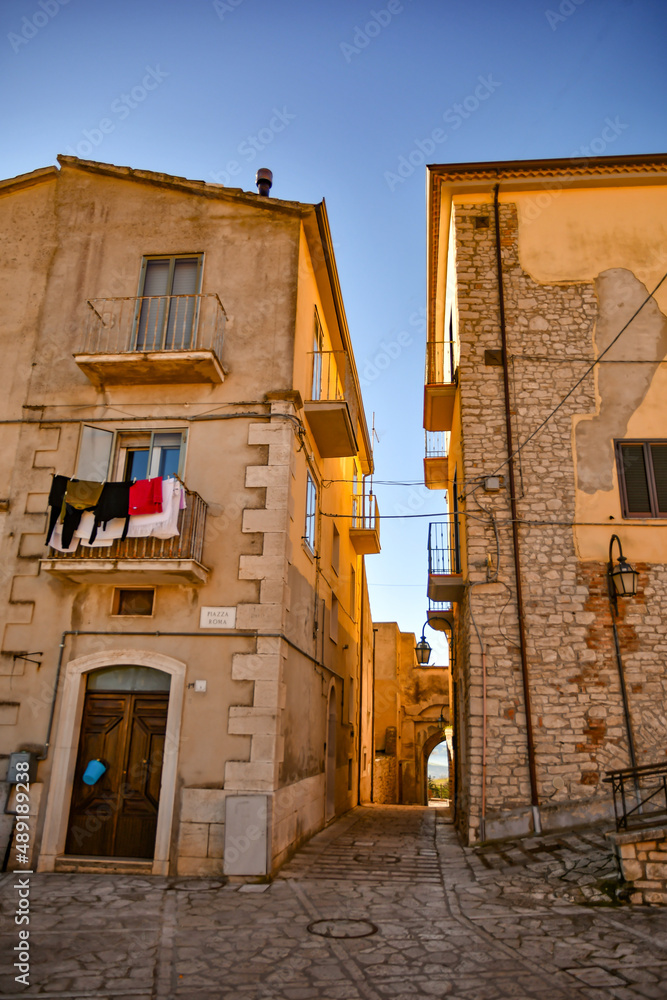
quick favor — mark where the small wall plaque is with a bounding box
[200,606,237,629]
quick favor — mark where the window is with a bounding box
[76,426,114,481]
[617,441,667,518]
[349,565,356,614]
[304,472,317,552]
[331,523,340,575]
[136,255,203,350]
[114,430,186,481]
[75,426,187,481]
[112,589,155,616]
[330,593,339,643]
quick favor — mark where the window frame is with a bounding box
[111,588,156,617]
[304,472,317,553]
[135,254,204,350]
[616,439,667,519]
[75,425,188,482]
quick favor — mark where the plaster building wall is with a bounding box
[373,622,450,805]
[0,156,377,877]
[426,157,667,844]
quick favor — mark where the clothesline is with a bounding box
[46,475,187,553]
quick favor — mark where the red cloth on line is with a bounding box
[128,477,163,516]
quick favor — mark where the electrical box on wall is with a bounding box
[8,751,38,783]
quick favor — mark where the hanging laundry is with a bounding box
[46,474,69,546]
[61,479,105,548]
[129,477,163,516]
[126,478,183,539]
[87,481,131,544]
[153,480,186,539]
[48,520,80,553]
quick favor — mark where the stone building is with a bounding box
[424,154,667,843]
[372,621,451,805]
[0,155,379,876]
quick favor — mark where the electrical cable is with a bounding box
[461,270,667,504]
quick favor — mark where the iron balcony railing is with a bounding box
[428,518,461,577]
[425,430,450,459]
[425,339,457,386]
[352,490,379,532]
[307,349,359,438]
[82,294,226,357]
[604,761,667,832]
[308,350,350,401]
[49,489,207,565]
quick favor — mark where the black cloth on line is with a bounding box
[88,482,131,544]
[47,475,69,546]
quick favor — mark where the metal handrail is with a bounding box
[352,491,379,532]
[48,489,207,565]
[82,294,226,358]
[428,518,461,577]
[425,339,457,386]
[425,430,450,459]
[604,762,667,831]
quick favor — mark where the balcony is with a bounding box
[424,340,457,433]
[349,491,380,555]
[424,431,450,490]
[74,294,227,387]
[41,490,209,585]
[427,519,465,603]
[304,351,358,458]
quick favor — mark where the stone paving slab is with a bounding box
[3,805,667,998]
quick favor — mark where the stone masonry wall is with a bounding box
[373,754,397,804]
[609,826,667,906]
[453,203,667,842]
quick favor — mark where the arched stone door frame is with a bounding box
[38,649,186,875]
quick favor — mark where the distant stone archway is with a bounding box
[422,729,451,807]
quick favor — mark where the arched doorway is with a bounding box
[325,682,337,823]
[38,649,186,875]
[422,729,452,807]
[65,665,171,859]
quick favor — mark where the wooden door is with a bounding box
[66,691,168,858]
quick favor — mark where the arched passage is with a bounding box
[422,728,452,807]
[38,649,186,875]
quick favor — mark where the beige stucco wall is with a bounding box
[373,622,450,805]
[0,159,376,876]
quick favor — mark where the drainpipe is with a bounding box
[371,628,378,803]
[493,184,542,835]
[481,646,487,841]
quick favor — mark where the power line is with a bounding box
[462,270,667,503]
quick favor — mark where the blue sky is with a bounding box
[2,0,665,661]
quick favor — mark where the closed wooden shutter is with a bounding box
[621,444,651,514]
[650,444,667,515]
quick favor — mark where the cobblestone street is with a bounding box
[3,805,667,999]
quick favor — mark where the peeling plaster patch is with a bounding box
[575,268,667,494]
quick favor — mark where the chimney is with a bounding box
[255,168,273,197]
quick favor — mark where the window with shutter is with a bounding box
[136,255,202,350]
[617,441,667,518]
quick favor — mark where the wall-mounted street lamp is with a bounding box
[607,534,639,771]
[415,620,433,665]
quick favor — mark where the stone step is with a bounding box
[54,855,153,874]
